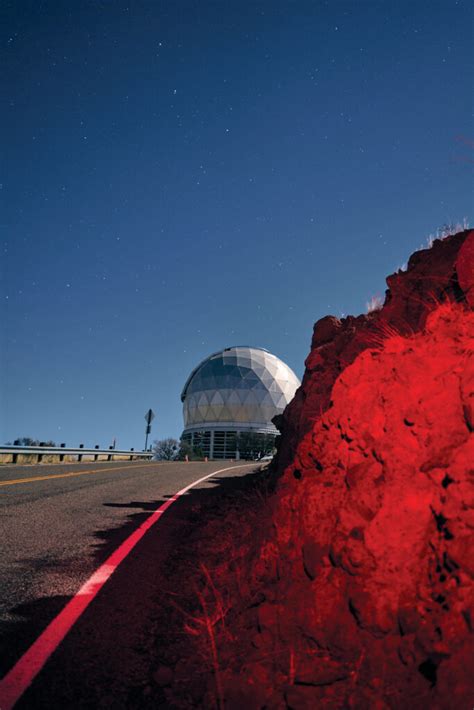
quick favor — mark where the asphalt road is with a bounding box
[0,459,257,708]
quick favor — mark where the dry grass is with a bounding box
[366,295,384,313]
[162,467,275,707]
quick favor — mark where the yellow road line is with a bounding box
[0,462,161,487]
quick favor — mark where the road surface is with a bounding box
[0,460,257,708]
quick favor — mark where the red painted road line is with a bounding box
[0,464,252,709]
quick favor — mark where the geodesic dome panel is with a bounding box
[181,346,300,429]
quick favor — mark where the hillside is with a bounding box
[147,229,474,709]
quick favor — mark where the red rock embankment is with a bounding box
[275,230,473,473]
[154,230,473,709]
[245,303,473,709]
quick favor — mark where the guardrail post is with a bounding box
[94,445,99,462]
[59,443,66,462]
[78,444,84,462]
[108,446,113,462]
[38,442,46,463]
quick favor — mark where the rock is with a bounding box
[252,229,474,707]
[302,540,328,580]
[455,230,474,306]
[274,229,473,472]
[163,229,474,709]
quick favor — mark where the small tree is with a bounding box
[153,438,179,461]
[177,440,193,460]
[177,439,204,461]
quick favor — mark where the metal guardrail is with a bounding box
[0,445,154,464]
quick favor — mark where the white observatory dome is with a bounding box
[181,346,300,431]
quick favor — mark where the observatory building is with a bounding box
[180,346,300,460]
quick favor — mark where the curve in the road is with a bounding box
[0,463,252,710]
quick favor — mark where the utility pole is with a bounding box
[144,408,155,451]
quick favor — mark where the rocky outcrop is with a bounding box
[244,303,473,709]
[159,230,474,709]
[224,231,474,708]
[274,230,473,473]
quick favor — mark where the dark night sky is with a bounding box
[2,1,473,448]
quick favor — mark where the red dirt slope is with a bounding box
[244,303,474,709]
[275,229,473,473]
[157,230,474,710]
